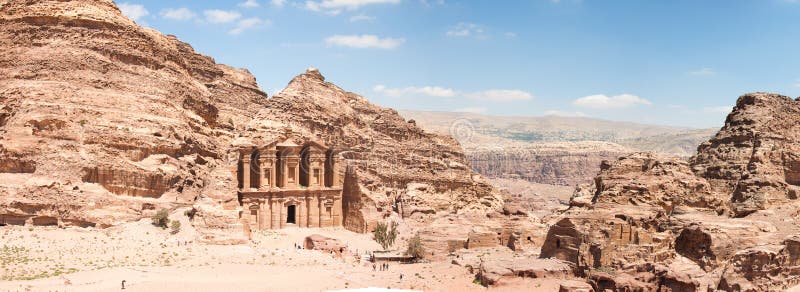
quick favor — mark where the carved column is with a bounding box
[242,157,251,190]
[278,199,284,229]
[332,156,343,187]
[317,194,323,228]
[298,198,305,227]
[333,196,342,227]
[269,158,276,191]
[258,156,268,189]
[270,195,278,229]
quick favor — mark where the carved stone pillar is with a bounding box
[270,196,278,229]
[242,157,251,190]
[258,156,268,189]
[333,196,342,226]
[278,199,284,229]
[317,194,323,228]
[332,157,343,187]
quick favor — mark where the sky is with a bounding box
[115,0,800,128]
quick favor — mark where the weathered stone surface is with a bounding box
[592,152,728,214]
[468,142,632,186]
[691,93,800,216]
[476,257,573,286]
[558,280,593,292]
[717,236,800,291]
[538,93,800,290]
[0,0,501,244]
[467,226,500,249]
[304,234,345,254]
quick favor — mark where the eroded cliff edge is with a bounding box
[539,93,800,291]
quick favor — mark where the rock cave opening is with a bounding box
[287,205,296,224]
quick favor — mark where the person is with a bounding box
[121,280,126,290]
[400,274,403,280]
[373,263,376,271]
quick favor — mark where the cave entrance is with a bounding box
[287,205,296,224]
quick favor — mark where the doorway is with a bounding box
[287,205,296,224]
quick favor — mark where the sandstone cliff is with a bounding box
[401,110,716,186]
[0,0,500,240]
[538,93,800,291]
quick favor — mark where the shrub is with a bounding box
[170,220,181,234]
[406,233,425,260]
[184,208,197,220]
[151,208,169,229]
[372,220,398,250]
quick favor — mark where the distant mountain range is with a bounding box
[400,110,719,185]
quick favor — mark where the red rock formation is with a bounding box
[691,93,800,216]
[0,0,501,240]
[537,93,800,290]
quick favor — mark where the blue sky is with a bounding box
[116,0,800,128]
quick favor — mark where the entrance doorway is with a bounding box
[287,205,296,224]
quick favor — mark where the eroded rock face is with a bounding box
[468,142,631,186]
[476,257,573,286]
[691,93,800,216]
[304,234,345,254]
[0,0,500,241]
[538,93,800,290]
[591,153,728,214]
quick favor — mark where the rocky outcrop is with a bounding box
[476,257,573,286]
[304,234,346,254]
[691,93,800,216]
[591,153,728,214]
[0,0,500,242]
[537,93,800,291]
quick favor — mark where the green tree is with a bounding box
[151,208,169,229]
[406,233,425,260]
[372,221,399,250]
[170,220,181,234]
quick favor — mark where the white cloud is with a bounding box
[160,8,196,21]
[272,0,287,7]
[503,32,517,38]
[446,22,484,37]
[325,34,405,49]
[118,3,149,21]
[204,10,242,24]
[373,85,456,98]
[465,90,533,102]
[305,0,399,14]
[544,110,586,117]
[420,0,445,5]
[689,68,716,76]
[349,14,375,22]
[229,18,268,35]
[703,106,732,113]
[239,0,260,8]
[454,107,487,114]
[572,94,651,109]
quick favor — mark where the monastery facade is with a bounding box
[237,132,343,231]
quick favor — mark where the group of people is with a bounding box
[293,243,304,250]
[372,262,390,271]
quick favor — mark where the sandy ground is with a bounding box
[0,220,564,292]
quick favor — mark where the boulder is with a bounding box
[304,234,345,254]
